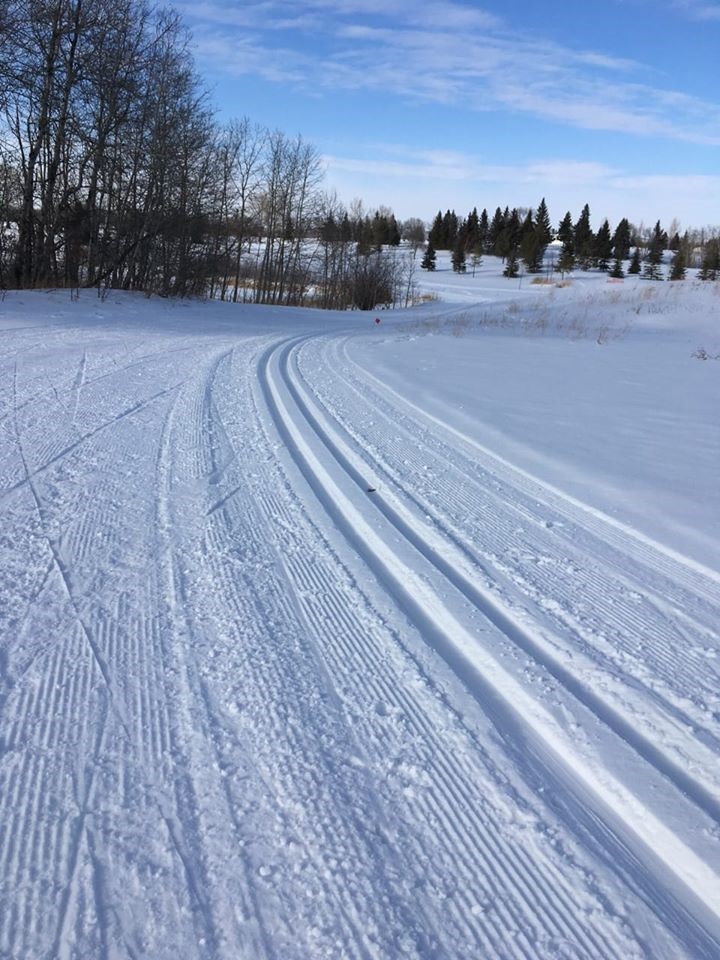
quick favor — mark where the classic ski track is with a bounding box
[189,343,383,958]
[298,334,720,752]
[337,335,720,598]
[257,333,720,948]
[3,315,718,958]
[332,333,720,612]
[245,341,650,958]
[287,336,720,811]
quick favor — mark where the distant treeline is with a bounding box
[1,0,718,304]
[422,204,720,282]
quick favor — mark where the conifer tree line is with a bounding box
[424,200,719,282]
[1,1,718,304]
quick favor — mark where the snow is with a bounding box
[1,263,719,959]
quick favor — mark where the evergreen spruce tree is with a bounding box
[487,207,505,254]
[628,247,642,275]
[496,208,520,262]
[449,210,459,248]
[372,212,387,249]
[574,203,594,269]
[669,247,686,281]
[356,217,374,255]
[657,220,668,248]
[340,213,352,243]
[441,210,458,249]
[388,214,401,246]
[557,243,575,276]
[520,210,534,243]
[320,212,338,243]
[594,219,613,271]
[535,198,552,249]
[470,244,483,276]
[612,218,632,261]
[478,208,489,252]
[503,249,520,278]
[520,224,543,274]
[557,211,574,246]
[643,221,666,280]
[495,227,512,262]
[557,212,575,275]
[699,239,720,280]
[429,211,444,248]
[451,238,467,273]
[465,207,480,251]
[421,240,437,271]
[609,256,625,279]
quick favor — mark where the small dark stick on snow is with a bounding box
[367,486,376,493]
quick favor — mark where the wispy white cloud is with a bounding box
[616,0,720,19]
[494,80,720,145]
[176,0,499,32]
[183,0,720,146]
[669,0,720,19]
[323,148,616,187]
[191,33,316,85]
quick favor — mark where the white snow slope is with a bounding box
[1,267,720,959]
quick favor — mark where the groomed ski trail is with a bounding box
[1,297,719,959]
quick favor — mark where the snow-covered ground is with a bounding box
[1,260,719,959]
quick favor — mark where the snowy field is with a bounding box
[1,259,720,959]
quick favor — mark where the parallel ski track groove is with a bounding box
[276,549,566,955]
[283,551,612,955]
[258,333,720,955]
[328,334,720,626]
[286,337,720,821]
[3,317,717,959]
[255,336,656,959]
[297,335,720,770]
[334,335,720,601]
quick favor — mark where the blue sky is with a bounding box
[179,0,720,232]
